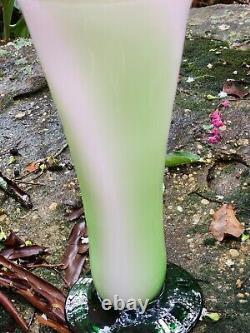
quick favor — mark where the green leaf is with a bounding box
[241,233,249,242]
[8,155,16,165]
[206,94,218,101]
[206,312,221,322]
[165,151,202,168]
[10,16,29,38]
[202,124,214,131]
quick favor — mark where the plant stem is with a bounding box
[2,0,14,41]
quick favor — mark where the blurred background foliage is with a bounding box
[0,0,29,42]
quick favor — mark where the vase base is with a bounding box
[65,263,203,333]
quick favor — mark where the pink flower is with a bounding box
[212,128,220,136]
[210,109,224,128]
[208,127,222,144]
[221,100,230,108]
[209,136,219,144]
[207,106,225,144]
[211,110,222,119]
[212,118,224,127]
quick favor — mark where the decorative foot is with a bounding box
[66,263,203,333]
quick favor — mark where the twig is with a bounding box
[28,310,36,329]
[0,171,33,209]
[53,143,68,158]
[189,191,226,204]
[15,180,46,187]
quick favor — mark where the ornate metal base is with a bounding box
[65,263,203,333]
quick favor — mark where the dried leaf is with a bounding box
[67,207,84,222]
[0,257,66,325]
[26,162,39,173]
[37,315,70,333]
[0,290,29,332]
[64,254,87,288]
[223,80,249,99]
[0,255,66,305]
[0,245,50,261]
[4,232,25,248]
[61,222,88,287]
[209,204,244,241]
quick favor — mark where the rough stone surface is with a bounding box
[189,4,250,45]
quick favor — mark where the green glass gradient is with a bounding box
[19,0,191,304]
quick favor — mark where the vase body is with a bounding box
[19,0,191,304]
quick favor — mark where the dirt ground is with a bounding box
[0,4,249,333]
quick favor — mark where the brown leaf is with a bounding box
[4,232,25,248]
[67,207,84,221]
[0,255,66,305]
[37,315,70,333]
[0,245,50,261]
[26,162,39,173]
[61,222,88,287]
[64,254,87,288]
[223,80,249,99]
[0,272,66,324]
[0,290,29,332]
[209,204,245,241]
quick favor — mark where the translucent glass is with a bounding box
[19,0,191,303]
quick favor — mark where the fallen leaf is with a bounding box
[61,222,89,287]
[241,233,249,242]
[67,207,84,221]
[0,255,66,324]
[165,151,202,168]
[37,315,70,333]
[206,94,218,100]
[223,80,249,99]
[4,232,25,248]
[0,290,29,332]
[26,162,39,173]
[209,204,244,241]
[205,312,221,322]
[0,245,50,261]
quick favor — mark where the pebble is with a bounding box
[229,249,240,258]
[15,111,26,119]
[177,206,183,213]
[237,293,245,298]
[201,199,210,205]
[225,259,234,267]
[0,214,7,222]
[209,209,215,215]
[192,214,200,224]
[236,279,243,288]
[49,202,58,211]
[237,139,249,146]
